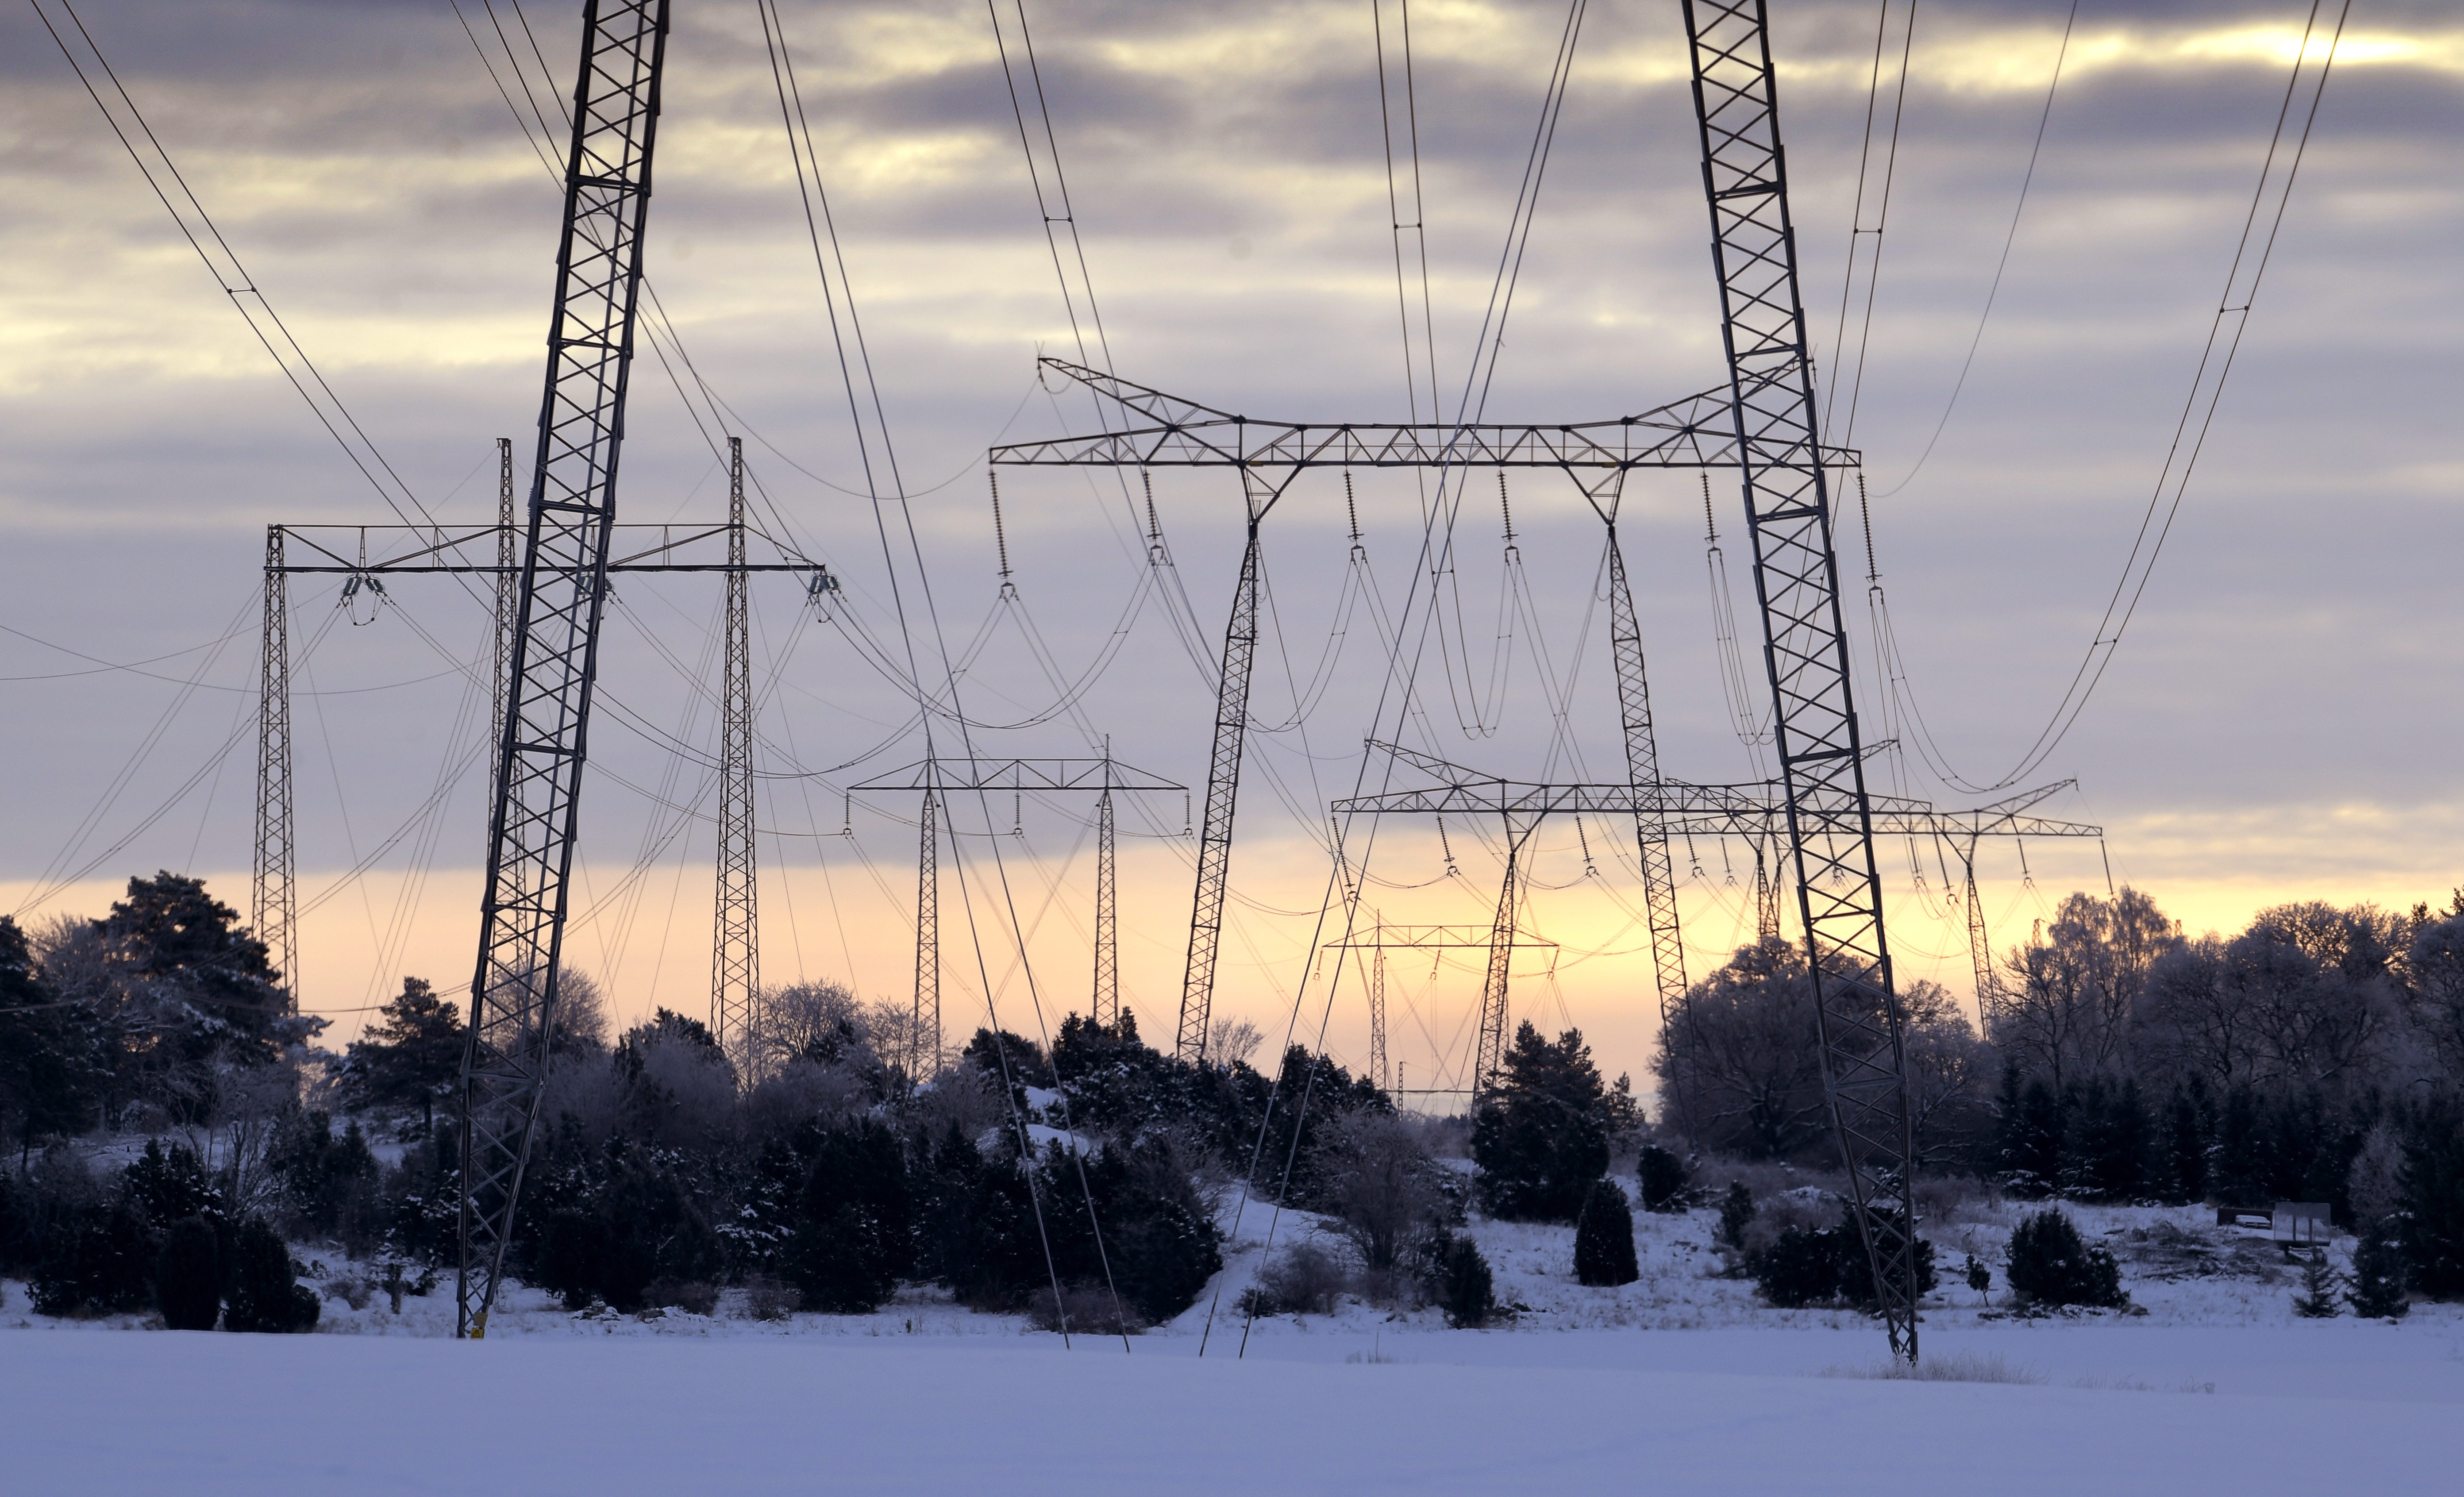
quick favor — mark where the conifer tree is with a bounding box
[1573,1179,1639,1287]
[2347,1216,2409,1318]
[1472,1023,1610,1221]
[2291,1252,2341,1317]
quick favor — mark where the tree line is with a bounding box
[1653,886,2464,1301]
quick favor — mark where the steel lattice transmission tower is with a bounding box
[913,783,939,1081]
[457,0,669,1339]
[1683,0,1921,1360]
[710,436,760,1081]
[251,526,296,1002]
[1093,772,1119,1028]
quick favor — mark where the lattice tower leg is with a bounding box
[711,436,759,1084]
[1684,0,1923,1361]
[1471,821,1530,1098]
[1093,787,1117,1028]
[490,437,516,811]
[914,788,939,1081]
[251,526,297,1004]
[1176,519,1264,1063]
[1961,839,2002,1034]
[1753,835,1782,942]
[458,0,670,1340]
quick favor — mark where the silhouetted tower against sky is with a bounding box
[457,0,670,1339]
[710,437,760,1081]
[251,526,296,1002]
[1683,0,1920,1360]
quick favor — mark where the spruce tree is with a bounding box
[2291,1252,2341,1318]
[2003,1208,2126,1309]
[1429,1231,1495,1327]
[1573,1179,1639,1287]
[2346,1216,2409,1319]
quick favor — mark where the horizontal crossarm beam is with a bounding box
[990,359,1857,471]
[848,758,1185,793]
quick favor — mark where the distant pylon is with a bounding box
[1093,772,1119,1028]
[251,525,297,1004]
[1368,937,1389,1094]
[710,437,760,1082]
[913,786,940,1080]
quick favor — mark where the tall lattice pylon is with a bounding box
[710,437,760,1083]
[251,526,296,1003]
[458,0,670,1339]
[1367,942,1389,1095]
[1176,472,1297,1063]
[913,786,939,1080]
[1471,818,1540,1095]
[1684,0,1923,1360]
[1093,777,1118,1028]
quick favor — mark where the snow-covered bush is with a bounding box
[2003,1208,2126,1309]
[1241,1238,1348,1316]
[222,1218,318,1333]
[1574,1179,1639,1286]
[154,1215,222,1329]
[1635,1146,1690,1213]
[1426,1230,1495,1327]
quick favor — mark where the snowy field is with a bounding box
[7,1199,2460,1493]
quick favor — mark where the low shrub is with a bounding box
[155,1216,223,1331]
[644,1278,720,1316]
[1241,1239,1348,1317]
[1717,1181,1756,1251]
[1636,1147,1691,1213]
[2002,1208,2127,1310]
[31,1201,156,1317]
[1028,1281,1145,1337]
[222,1219,319,1333]
[1750,1205,1936,1310]
[1426,1231,1496,1328]
[1574,1179,1639,1287]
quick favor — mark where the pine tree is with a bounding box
[1573,1179,1639,1286]
[2346,1216,2409,1319]
[1471,1023,1611,1221]
[344,977,466,1132]
[1964,1253,1992,1305]
[2291,1252,2341,1318]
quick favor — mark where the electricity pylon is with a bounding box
[850,754,1184,1071]
[455,0,670,1339]
[250,498,828,1089]
[990,363,1849,1066]
[1683,0,1917,1357]
[1322,921,1561,1097]
[1335,742,2098,1097]
[251,526,296,1004]
[710,438,760,1083]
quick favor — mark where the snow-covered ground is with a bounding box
[6,1197,2459,1492]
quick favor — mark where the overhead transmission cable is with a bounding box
[759,0,1133,1352]
[1875,0,2351,794]
[1874,0,2077,497]
[31,0,479,604]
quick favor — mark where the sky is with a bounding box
[1,0,2457,1102]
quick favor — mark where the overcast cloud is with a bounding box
[2,0,2457,1090]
